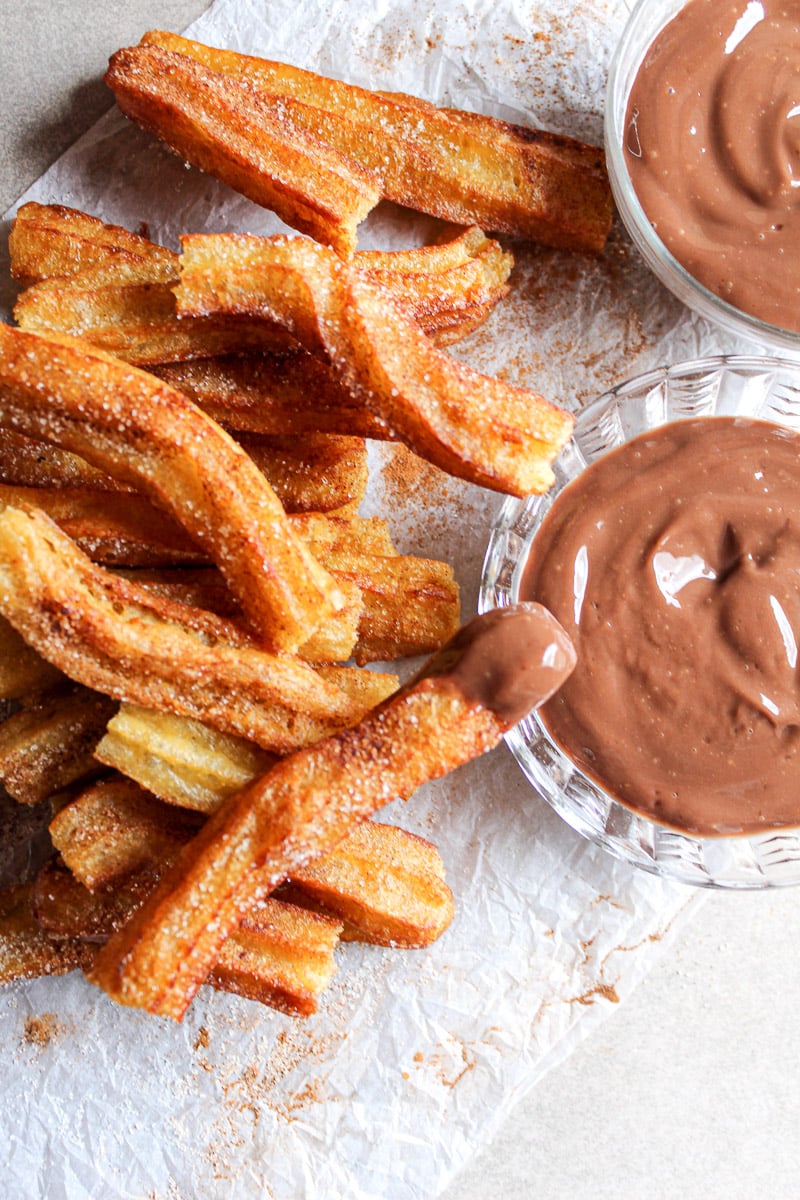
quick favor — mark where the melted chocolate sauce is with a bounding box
[521,417,800,835]
[625,0,800,330]
[427,604,576,729]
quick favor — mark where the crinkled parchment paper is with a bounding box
[0,0,748,1195]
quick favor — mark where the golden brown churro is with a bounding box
[0,325,345,651]
[177,233,574,496]
[89,606,575,1019]
[115,32,613,253]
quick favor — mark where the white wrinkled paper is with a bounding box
[0,0,736,1195]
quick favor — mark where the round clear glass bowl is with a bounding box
[605,0,800,355]
[480,356,800,889]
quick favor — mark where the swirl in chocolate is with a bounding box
[521,417,800,835]
[625,0,800,330]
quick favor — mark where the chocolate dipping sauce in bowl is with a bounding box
[480,357,800,888]
[605,0,800,352]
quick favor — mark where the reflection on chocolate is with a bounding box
[625,0,800,331]
[521,417,800,835]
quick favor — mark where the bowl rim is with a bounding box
[480,353,800,889]
[604,0,800,353]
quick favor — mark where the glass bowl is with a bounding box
[480,355,800,888]
[604,0,800,355]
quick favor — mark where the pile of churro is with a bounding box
[0,31,603,1019]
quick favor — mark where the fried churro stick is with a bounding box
[105,45,380,258]
[0,425,368,517]
[0,483,205,567]
[281,822,454,948]
[153,353,387,439]
[358,230,513,345]
[0,685,117,805]
[66,679,396,820]
[320,548,461,665]
[0,326,344,651]
[0,482,451,664]
[115,550,458,666]
[49,778,203,891]
[13,216,511,361]
[122,550,456,664]
[10,201,497,288]
[0,484,386,582]
[95,706,278,814]
[92,679,394,815]
[0,477,456,663]
[0,619,62,701]
[30,861,341,1015]
[209,901,341,1014]
[356,225,497,275]
[0,883,95,984]
[138,31,613,253]
[8,201,177,284]
[238,433,368,515]
[32,857,167,942]
[0,506,379,751]
[0,429,133,492]
[89,605,575,1018]
[177,234,574,496]
[48,777,452,949]
[0,493,452,670]
[14,264,501,361]
[13,264,296,364]
[289,513,397,558]
[0,488,363,662]
[50,778,452,934]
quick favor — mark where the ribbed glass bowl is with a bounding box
[605,0,800,354]
[480,356,800,888]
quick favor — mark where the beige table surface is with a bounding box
[2,2,800,1197]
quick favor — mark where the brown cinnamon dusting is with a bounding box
[375,441,485,562]
[438,1042,475,1088]
[592,893,626,912]
[381,443,452,510]
[579,935,597,967]
[458,223,674,420]
[409,1037,476,1088]
[23,1012,67,1048]
[570,982,620,1006]
[282,1079,324,1114]
[602,924,670,968]
[190,987,367,1176]
[193,1025,210,1051]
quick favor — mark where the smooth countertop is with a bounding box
[2,2,799,1196]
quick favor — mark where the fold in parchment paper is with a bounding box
[0,0,724,1196]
